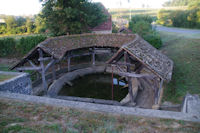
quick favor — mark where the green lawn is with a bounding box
[109,7,187,19]
[0,75,15,82]
[159,31,200,103]
[0,98,199,133]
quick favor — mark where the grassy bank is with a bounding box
[0,98,200,133]
[159,31,200,103]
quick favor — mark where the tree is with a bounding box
[35,14,46,33]
[26,18,33,33]
[41,0,107,36]
[5,16,17,34]
[0,24,6,34]
[163,0,190,7]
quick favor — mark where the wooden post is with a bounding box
[124,51,134,103]
[52,62,56,81]
[155,78,164,105]
[38,49,48,94]
[92,48,95,66]
[68,57,71,72]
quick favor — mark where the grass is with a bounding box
[109,7,187,19]
[0,74,15,82]
[0,98,200,133]
[159,31,200,103]
[0,64,10,72]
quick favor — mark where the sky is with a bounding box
[0,0,168,16]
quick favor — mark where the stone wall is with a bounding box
[0,71,32,95]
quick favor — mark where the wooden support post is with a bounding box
[155,78,164,105]
[52,62,56,81]
[68,57,71,72]
[92,48,95,66]
[38,49,48,94]
[124,51,134,103]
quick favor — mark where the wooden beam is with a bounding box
[16,66,41,71]
[44,59,56,72]
[38,49,48,93]
[52,62,56,81]
[116,71,156,78]
[68,52,91,58]
[124,51,134,103]
[38,57,52,62]
[155,78,164,105]
[27,60,37,68]
[106,48,124,64]
[68,57,71,72]
[92,51,95,66]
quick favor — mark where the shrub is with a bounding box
[0,37,16,57]
[130,15,155,24]
[157,9,200,28]
[16,35,47,55]
[129,15,163,49]
[130,21,152,36]
[112,22,119,33]
[143,33,162,49]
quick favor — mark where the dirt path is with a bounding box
[155,25,200,34]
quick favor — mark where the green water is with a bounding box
[58,73,128,101]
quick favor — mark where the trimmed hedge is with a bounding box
[0,35,47,57]
[16,35,47,55]
[0,38,16,57]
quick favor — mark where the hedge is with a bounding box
[0,38,16,57]
[0,35,47,57]
[16,35,47,55]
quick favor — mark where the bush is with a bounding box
[130,21,152,36]
[143,33,162,49]
[0,37,16,57]
[157,9,200,29]
[129,15,163,49]
[16,35,47,55]
[130,15,155,24]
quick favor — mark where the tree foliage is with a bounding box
[35,14,46,33]
[41,0,107,36]
[157,1,200,28]
[163,0,190,7]
[129,15,162,49]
